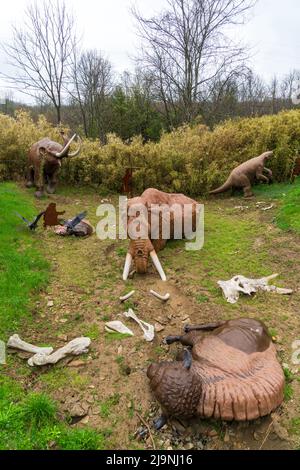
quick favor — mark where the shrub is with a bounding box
[1,109,300,195]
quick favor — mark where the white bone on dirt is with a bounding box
[119,291,135,302]
[27,337,91,366]
[123,308,155,342]
[218,274,293,304]
[150,290,170,302]
[7,334,53,355]
[105,321,134,336]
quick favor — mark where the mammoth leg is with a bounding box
[26,167,35,188]
[153,414,168,431]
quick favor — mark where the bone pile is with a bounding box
[218,274,293,304]
[7,335,91,367]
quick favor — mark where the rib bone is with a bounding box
[150,290,170,302]
[7,335,53,355]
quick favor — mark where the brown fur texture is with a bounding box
[125,188,199,275]
[148,318,284,422]
[210,151,274,198]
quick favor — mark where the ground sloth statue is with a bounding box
[147,318,284,428]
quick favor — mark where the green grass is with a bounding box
[99,393,121,418]
[276,183,300,232]
[0,182,49,336]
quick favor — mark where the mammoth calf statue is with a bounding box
[148,318,284,428]
[26,132,81,198]
[210,151,274,198]
[123,188,199,282]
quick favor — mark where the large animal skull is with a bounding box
[123,202,167,281]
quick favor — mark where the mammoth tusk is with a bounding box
[68,135,82,157]
[150,290,170,302]
[55,133,77,158]
[150,251,167,282]
[123,253,133,281]
[120,290,135,302]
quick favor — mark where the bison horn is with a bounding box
[55,134,77,158]
[68,135,82,157]
[150,250,167,282]
[123,253,133,281]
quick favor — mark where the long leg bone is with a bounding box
[105,321,134,336]
[124,309,155,342]
[28,337,91,366]
[7,335,53,355]
[218,274,293,304]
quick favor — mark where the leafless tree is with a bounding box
[71,49,113,139]
[133,0,256,126]
[1,0,78,123]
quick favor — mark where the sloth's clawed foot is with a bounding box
[165,335,181,345]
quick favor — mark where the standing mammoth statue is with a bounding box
[122,188,200,282]
[26,131,82,198]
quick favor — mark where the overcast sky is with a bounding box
[0,0,299,102]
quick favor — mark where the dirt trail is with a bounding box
[13,187,300,450]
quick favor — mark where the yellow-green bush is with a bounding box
[1,109,300,195]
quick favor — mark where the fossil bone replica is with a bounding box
[123,188,200,281]
[105,321,134,336]
[26,131,82,198]
[119,291,135,302]
[123,309,155,342]
[218,274,293,304]
[43,203,65,228]
[147,318,284,429]
[7,334,53,355]
[210,151,274,198]
[27,337,91,367]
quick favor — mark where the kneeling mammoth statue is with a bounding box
[122,188,200,282]
[26,131,82,198]
[148,318,284,429]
